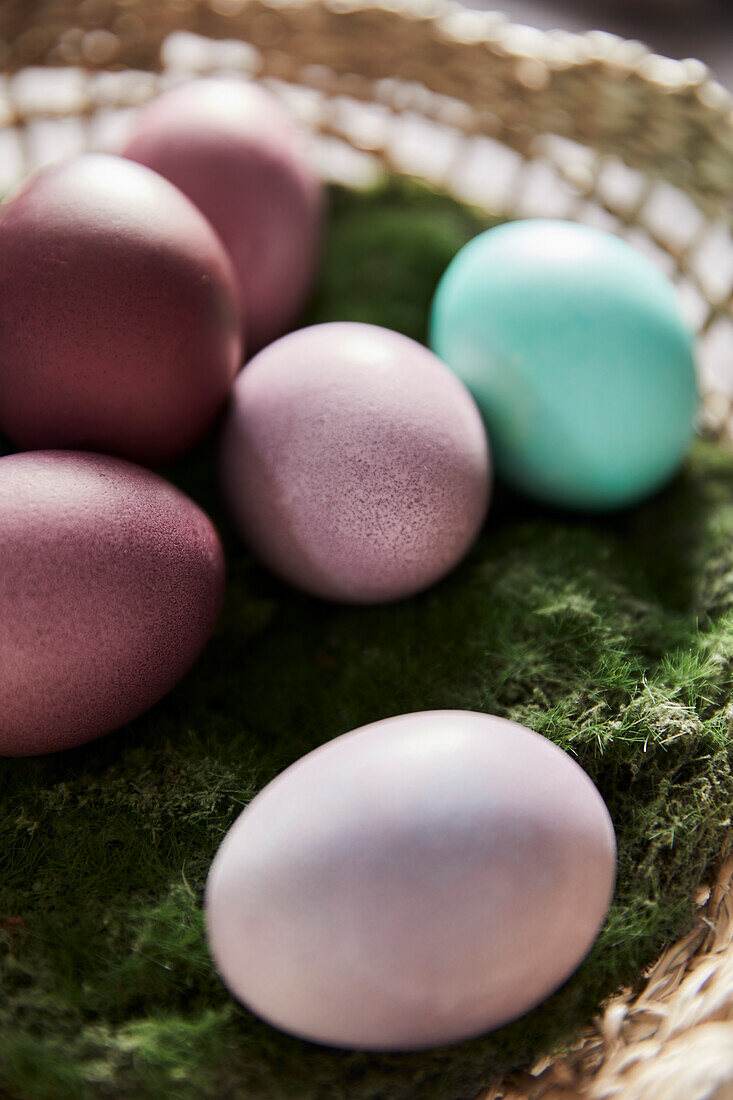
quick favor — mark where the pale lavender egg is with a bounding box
[205,710,617,1050]
[0,154,242,466]
[122,77,323,353]
[0,451,225,756]
[220,322,491,603]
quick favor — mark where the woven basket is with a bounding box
[2,2,733,1097]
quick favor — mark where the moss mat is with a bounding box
[2,180,733,1100]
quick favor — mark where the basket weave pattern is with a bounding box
[2,2,733,1097]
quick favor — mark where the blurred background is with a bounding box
[470,0,733,88]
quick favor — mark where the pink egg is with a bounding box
[0,154,242,466]
[205,710,617,1050]
[220,322,491,603]
[0,451,225,756]
[122,78,323,352]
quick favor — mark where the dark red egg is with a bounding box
[0,154,242,465]
[0,451,225,755]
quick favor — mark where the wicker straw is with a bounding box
[2,2,733,1097]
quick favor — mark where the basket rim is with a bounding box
[5,0,733,225]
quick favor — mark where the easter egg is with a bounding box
[122,78,323,352]
[205,709,617,1050]
[220,322,491,603]
[0,154,242,466]
[430,219,698,510]
[0,451,225,755]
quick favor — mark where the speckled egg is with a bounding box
[205,709,617,1050]
[0,451,225,756]
[122,78,323,352]
[0,154,242,466]
[220,322,491,603]
[430,219,698,510]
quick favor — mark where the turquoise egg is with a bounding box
[429,219,698,510]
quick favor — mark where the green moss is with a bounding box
[304,180,490,343]
[1,178,733,1100]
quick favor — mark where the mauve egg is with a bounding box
[220,322,491,603]
[0,451,225,756]
[205,710,617,1050]
[122,77,323,352]
[0,154,242,466]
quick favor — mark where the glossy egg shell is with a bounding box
[430,219,698,510]
[122,78,323,353]
[205,710,617,1050]
[220,322,491,603]
[0,451,225,755]
[0,154,242,466]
